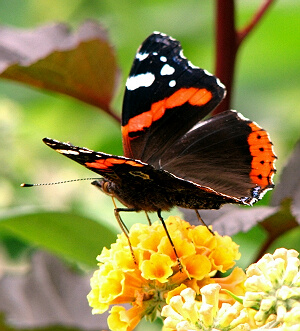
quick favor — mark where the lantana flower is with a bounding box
[87,216,243,331]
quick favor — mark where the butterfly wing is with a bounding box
[159,110,276,203]
[122,32,226,163]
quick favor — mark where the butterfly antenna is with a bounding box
[20,178,100,187]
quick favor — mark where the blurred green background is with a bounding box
[0,0,299,262]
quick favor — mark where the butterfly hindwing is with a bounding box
[158,110,276,203]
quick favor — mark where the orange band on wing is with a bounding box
[85,158,144,170]
[248,122,276,187]
[122,88,212,158]
[123,88,212,134]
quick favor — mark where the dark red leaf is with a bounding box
[182,205,277,236]
[0,21,120,120]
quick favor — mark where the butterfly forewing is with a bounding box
[122,32,226,163]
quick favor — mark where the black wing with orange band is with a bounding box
[42,138,150,183]
[121,32,226,164]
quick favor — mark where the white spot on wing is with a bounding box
[216,78,225,89]
[160,56,167,62]
[126,72,155,91]
[203,69,213,76]
[79,149,92,153]
[57,149,80,155]
[203,70,226,90]
[235,111,250,122]
[188,61,198,69]
[169,80,176,87]
[179,50,187,59]
[160,64,175,76]
[136,52,149,61]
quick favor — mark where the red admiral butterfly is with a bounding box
[43,32,276,228]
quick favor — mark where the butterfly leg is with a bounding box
[194,209,214,235]
[113,206,138,265]
[145,212,152,225]
[157,209,182,272]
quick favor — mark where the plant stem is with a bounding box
[237,0,275,46]
[213,0,275,115]
[214,0,237,115]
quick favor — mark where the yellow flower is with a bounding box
[108,305,144,331]
[141,253,174,282]
[209,235,241,273]
[88,216,242,331]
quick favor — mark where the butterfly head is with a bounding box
[91,178,115,197]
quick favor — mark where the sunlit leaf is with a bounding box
[0,209,117,267]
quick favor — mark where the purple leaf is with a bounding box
[0,21,120,118]
[0,251,106,330]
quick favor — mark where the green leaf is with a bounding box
[0,210,117,267]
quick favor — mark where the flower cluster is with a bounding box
[88,213,300,331]
[87,216,243,331]
[162,248,300,330]
[243,248,300,328]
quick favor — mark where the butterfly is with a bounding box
[42,32,276,257]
